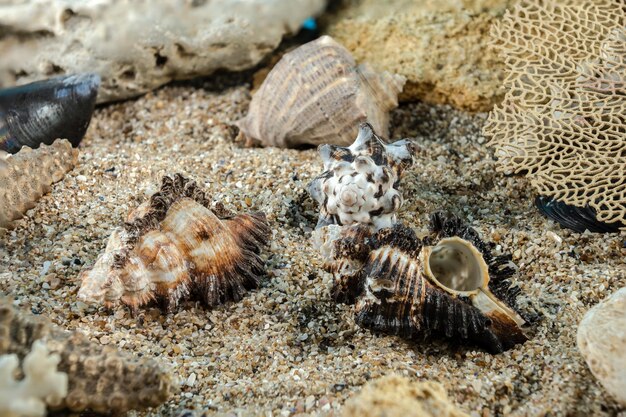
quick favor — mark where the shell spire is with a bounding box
[78,174,271,312]
[237,36,406,148]
[308,123,415,230]
[0,139,78,229]
[323,213,529,353]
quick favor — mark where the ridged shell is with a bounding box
[78,174,271,312]
[0,74,100,153]
[0,139,78,229]
[322,213,528,353]
[308,123,415,230]
[0,298,173,413]
[237,36,406,148]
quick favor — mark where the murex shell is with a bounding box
[308,122,415,230]
[78,174,271,311]
[0,139,78,229]
[237,36,406,148]
[0,73,100,153]
[321,212,529,353]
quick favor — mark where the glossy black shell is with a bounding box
[0,73,100,153]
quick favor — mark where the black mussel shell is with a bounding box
[535,196,623,233]
[0,73,100,153]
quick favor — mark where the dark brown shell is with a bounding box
[326,213,529,353]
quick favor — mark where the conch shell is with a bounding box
[237,36,406,148]
[0,139,78,229]
[321,213,528,353]
[308,123,415,230]
[78,174,271,312]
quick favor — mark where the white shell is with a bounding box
[308,123,414,230]
[577,287,626,405]
[237,36,406,148]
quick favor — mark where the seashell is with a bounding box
[78,173,271,312]
[0,73,100,154]
[535,196,624,233]
[308,122,415,230]
[0,139,78,229]
[237,36,406,148]
[577,287,626,406]
[322,213,528,353]
[0,298,173,413]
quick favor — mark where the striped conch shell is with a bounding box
[78,174,271,312]
[237,36,406,148]
[321,213,529,353]
[0,139,78,229]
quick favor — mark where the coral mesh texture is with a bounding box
[483,0,625,227]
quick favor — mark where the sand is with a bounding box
[1,73,625,417]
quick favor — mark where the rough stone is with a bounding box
[577,287,626,406]
[341,374,470,417]
[324,0,513,111]
[0,0,326,103]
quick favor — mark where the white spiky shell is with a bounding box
[237,36,406,148]
[0,139,78,229]
[308,123,415,230]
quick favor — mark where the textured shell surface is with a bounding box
[577,287,626,406]
[0,73,100,153]
[321,212,529,353]
[78,174,271,312]
[0,138,78,229]
[308,122,415,230]
[0,299,173,413]
[237,35,406,148]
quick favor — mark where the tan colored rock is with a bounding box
[324,0,514,111]
[0,0,326,103]
[341,374,469,417]
[577,287,626,406]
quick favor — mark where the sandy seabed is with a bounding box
[1,75,624,417]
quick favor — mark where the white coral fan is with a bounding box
[308,122,415,230]
[0,340,68,417]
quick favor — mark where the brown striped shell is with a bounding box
[237,36,406,148]
[78,174,271,312]
[321,213,529,353]
[0,139,78,229]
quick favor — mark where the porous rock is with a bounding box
[324,0,513,111]
[341,374,469,417]
[0,0,327,103]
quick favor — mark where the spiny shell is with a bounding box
[0,139,78,229]
[78,174,271,312]
[308,122,415,230]
[0,299,173,413]
[237,36,406,148]
[0,74,99,153]
[322,213,528,353]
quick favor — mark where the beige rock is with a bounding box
[324,0,513,111]
[577,287,626,406]
[341,374,469,417]
[0,0,326,103]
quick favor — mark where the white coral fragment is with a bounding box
[308,123,415,230]
[0,340,68,417]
